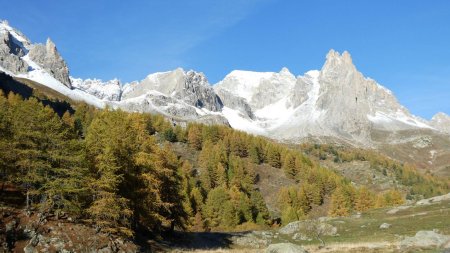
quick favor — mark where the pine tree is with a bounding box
[187,124,202,150]
[250,190,270,225]
[265,144,281,168]
[281,206,298,225]
[328,187,351,217]
[190,187,204,213]
[354,187,375,212]
[282,152,297,178]
[204,186,229,227]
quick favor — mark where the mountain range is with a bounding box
[1,20,450,174]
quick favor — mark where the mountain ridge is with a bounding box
[1,20,449,148]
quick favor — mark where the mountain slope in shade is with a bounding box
[1,20,449,147]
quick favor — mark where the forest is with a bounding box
[0,90,448,238]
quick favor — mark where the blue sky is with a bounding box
[1,0,450,119]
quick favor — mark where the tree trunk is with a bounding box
[26,190,30,211]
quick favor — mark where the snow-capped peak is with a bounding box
[215,68,296,104]
[70,77,122,101]
[1,20,447,146]
[0,20,31,51]
[322,49,355,74]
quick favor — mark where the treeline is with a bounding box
[301,144,449,199]
[0,90,414,236]
[0,92,186,236]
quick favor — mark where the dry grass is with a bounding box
[169,249,263,253]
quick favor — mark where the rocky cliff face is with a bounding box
[430,112,450,134]
[28,38,72,88]
[0,20,72,88]
[0,21,29,74]
[123,68,223,112]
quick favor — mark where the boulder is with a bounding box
[400,230,450,249]
[279,221,305,234]
[416,193,450,206]
[379,223,391,229]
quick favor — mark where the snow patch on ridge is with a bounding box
[367,110,432,129]
[18,55,105,108]
[277,70,325,127]
[0,20,30,51]
[218,70,275,102]
[222,107,266,134]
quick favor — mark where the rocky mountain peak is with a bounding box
[432,112,450,121]
[46,38,58,56]
[0,24,29,74]
[322,49,356,74]
[186,70,209,87]
[430,112,450,134]
[280,67,292,75]
[28,37,72,88]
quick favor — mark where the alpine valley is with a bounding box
[1,20,449,176]
[1,20,450,253]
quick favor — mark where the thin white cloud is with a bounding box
[156,0,269,58]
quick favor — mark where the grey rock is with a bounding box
[430,112,450,134]
[400,230,450,249]
[177,70,223,112]
[265,243,308,253]
[287,75,313,108]
[215,87,254,119]
[196,114,230,126]
[122,68,223,112]
[279,220,337,236]
[379,223,391,229]
[292,233,310,241]
[28,38,71,88]
[24,243,38,253]
[233,234,270,249]
[416,193,450,206]
[279,221,306,235]
[0,31,29,74]
[318,222,338,236]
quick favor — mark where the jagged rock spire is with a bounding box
[29,37,72,88]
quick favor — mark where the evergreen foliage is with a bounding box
[1,90,441,237]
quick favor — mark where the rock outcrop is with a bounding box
[214,87,254,119]
[28,38,71,88]
[0,21,29,74]
[400,230,450,249]
[430,112,450,134]
[123,68,223,112]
